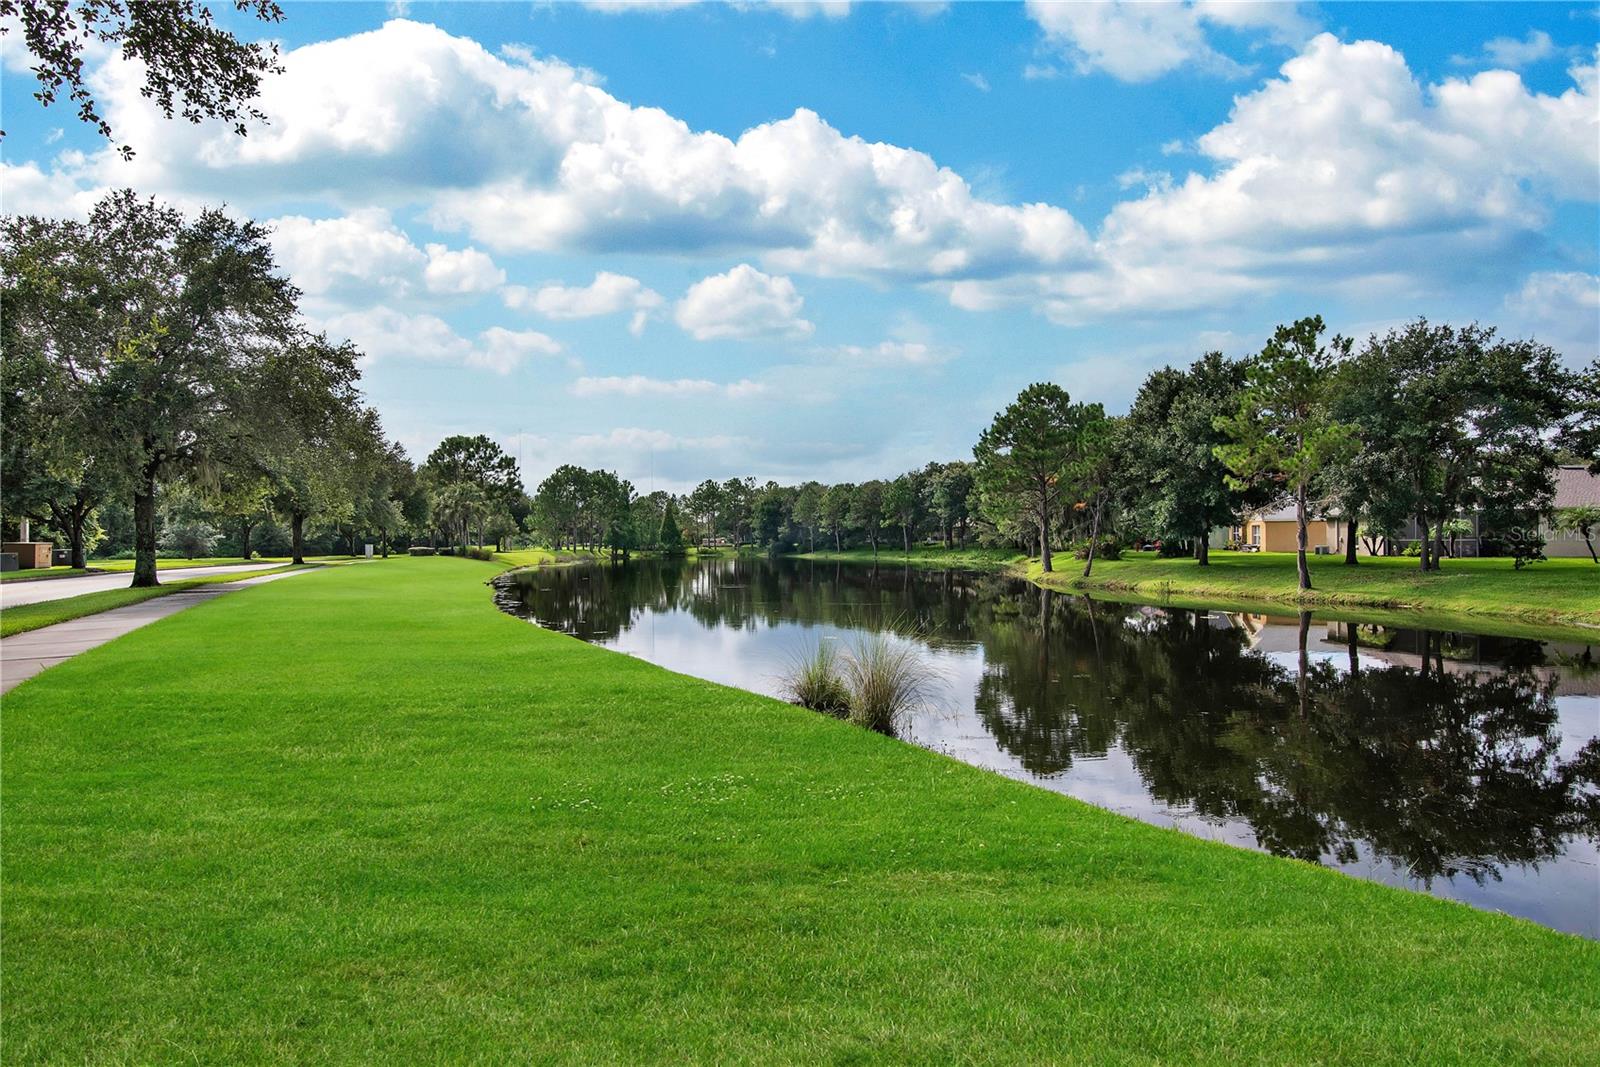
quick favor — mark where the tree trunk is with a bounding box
[1294,482,1312,591]
[1197,537,1209,566]
[63,514,85,569]
[240,520,254,561]
[1039,490,1053,574]
[382,530,390,558]
[902,523,911,555]
[1417,512,1430,571]
[1082,496,1105,578]
[1584,533,1597,564]
[1344,518,1358,566]
[131,468,159,588]
[1296,611,1311,719]
[291,512,307,565]
[834,527,841,552]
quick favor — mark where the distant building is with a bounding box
[1227,465,1600,559]
[1543,465,1600,559]
[1233,503,1350,555]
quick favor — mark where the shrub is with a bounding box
[465,547,495,561]
[1071,537,1122,561]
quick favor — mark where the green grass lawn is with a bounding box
[3,557,1595,1062]
[1037,550,1600,631]
[0,564,313,638]
[493,547,603,568]
[0,566,93,582]
[796,544,1028,570]
[797,547,1599,635]
[1,557,322,583]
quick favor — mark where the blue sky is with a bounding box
[3,1,1596,492]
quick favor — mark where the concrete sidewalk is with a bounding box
[1,568,313,695]
[0,561,290,608]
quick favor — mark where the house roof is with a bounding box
[1247,499,1343,524]
[1554,465,1600,509]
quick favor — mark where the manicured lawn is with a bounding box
[0,564,313,638]
[0,566,92,582]
[799,546,1599,634]
[2,557,314,583]
[1036,550,1600,631]
[796,544,1028,570]
[3,557,1594,1062]
[494,547,603,568]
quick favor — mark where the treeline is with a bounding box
[0,191,553,582]
[525,462,975,559]
[526,317,1597,591]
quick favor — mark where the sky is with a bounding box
[2,1,1597,493]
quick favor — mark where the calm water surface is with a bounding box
[494,557,1600,937]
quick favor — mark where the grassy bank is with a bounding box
[796,547,1599,636]
[3,557,1595,1061]
[0,564,312,638]
[1034,551,1600,633]
[794,545,1028,570]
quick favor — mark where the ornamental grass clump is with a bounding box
[781,641,851,717]
[838,632,938,736]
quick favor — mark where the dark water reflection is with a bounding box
[494,557,1600,936]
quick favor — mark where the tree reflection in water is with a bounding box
[496,558,1599,911]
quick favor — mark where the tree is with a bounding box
[1349,321,1571,570]
[719,477,755,547]
[658,498,686,556]
[752,483,789,549]
[1554,507,1600,564]
[210,470,273,561]
[928,462,974,547]
[685,480,723,547]
[424,434,522,550]
[4,192,304,586]
[849,481,886,557]
[1215,317,1354,591]
[0,211,124,567]
[0,0,285,158]
[821,483,854,552]
[251,333,366,565]
[884,471,929,554]
[792,481,824,553]
[1121,352,1265,566]
[1069,407,1117,578]
[1561,360,1599,476]
[974,383,1082,573]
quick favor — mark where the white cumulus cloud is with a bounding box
[504,271,664,334]
[571,375,766,398]
[69,19,1089,286]
[675,264,814,340]
[1025,1,1316,82]
[319,306,562,374]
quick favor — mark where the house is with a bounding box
[1542,465,1600,559]
[1233,502,1351,555]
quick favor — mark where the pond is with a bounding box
[494,556,1600,937]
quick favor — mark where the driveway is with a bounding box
[0,562,290,608]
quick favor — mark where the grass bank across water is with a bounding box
[3,556,1595,1061]
[797,547,1599,638]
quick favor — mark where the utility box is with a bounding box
[364,544,374,558]
[0,553,17,572]
[1,542,53,569]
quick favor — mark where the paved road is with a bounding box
[0,562,289,609]
[0,567,311,694]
